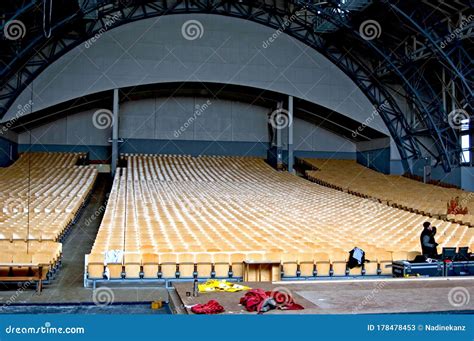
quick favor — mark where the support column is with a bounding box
[111,88,119,176]
[276,101,283,169]
[288,95,294,173]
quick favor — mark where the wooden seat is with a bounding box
[330,251,347,276]
[124,253,142,279]
[12,253,32,276]
[281,253,298,277]
[160,253,178,279]
[314,252,330,276]
[142,253,159,279]
[32,252,52,280]
[298,253,315,277]
[177,253,195,278]
[195,253,212,278]
[106,256,124,280]
[0,253,12,276]
[363,252,379,275]
[391,251,408,262]
[87,253,105,279]
[213,253,230,278]
[230,253,245,278]
[377,251,393,275]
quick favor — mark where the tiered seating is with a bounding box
[86,154,474,282]
[301,158,474,225]
[0,152,97,288]
[0,152,97,240]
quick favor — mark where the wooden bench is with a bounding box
[0,263,49,292]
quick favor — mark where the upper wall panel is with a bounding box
[6,14,389,136]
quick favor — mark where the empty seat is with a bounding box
[87,253,105,279]
[160,253,178,279]
[281,253,298,277]
[314,252,330,276]
[213,253,230,278]
[330,251,347,276]
[363,252,379,275]
[196,253,212,278]
[142,253,159,279]
[178,253,195,278]
[0,253,12,276]
[298,253,315,277]
[106,256,124,279]
[377,251,393,275]
[32,253,53,280]
[391,251,408,262]
[124,253,142,279]
[12,253,32,276]
[230,253,245,278]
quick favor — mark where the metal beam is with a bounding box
[288,95,294,173]
[111,88,119,176]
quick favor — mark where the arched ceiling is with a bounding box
[0,0,472,172]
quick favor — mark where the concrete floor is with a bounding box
[175,278,474,314]
[0,174,168,312]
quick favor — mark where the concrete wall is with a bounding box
[356,137,391,174]
[0,136,17,167]
[18,97,355,160]
[6,14,389,140]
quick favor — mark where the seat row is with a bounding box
[0,241,63,281]
[301,158,474,225]
[0,153,97,241]
[87,250,423,280]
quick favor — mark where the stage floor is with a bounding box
[174,277,474,314]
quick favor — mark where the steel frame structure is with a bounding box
[0,0,472,172]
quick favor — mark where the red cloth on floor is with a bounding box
[191,300,224,314]
[240,289,304,313]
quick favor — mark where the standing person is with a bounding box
[420,222,439,258]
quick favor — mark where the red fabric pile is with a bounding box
[240,289,304,313]
[191,300,225,314]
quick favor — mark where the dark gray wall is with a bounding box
[18,97,355,160]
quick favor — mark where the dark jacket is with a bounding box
[420,227,438,258]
